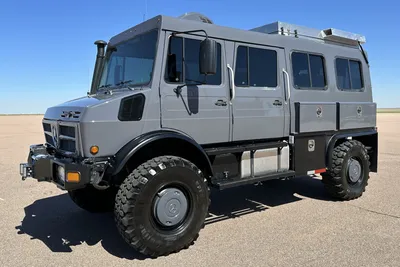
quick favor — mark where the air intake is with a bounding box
[178,12,213,24]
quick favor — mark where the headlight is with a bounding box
[57,166,65,182]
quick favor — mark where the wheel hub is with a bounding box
[153,187,188,227]
[348,158,362,183]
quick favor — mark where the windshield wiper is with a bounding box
[99,84,112,89]
[116,80,133,86]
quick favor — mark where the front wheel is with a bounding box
[114,156,210,257]
[322,140,370,200]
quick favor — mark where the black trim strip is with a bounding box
[295,102,300,133]
[336,102,341,130]
[294,127,375,138]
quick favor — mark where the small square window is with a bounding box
[335,58,364,90]
[291,52,326,89]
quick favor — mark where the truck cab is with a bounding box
[19,12,378,257]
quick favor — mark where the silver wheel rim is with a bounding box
[348,158,362,183]
[153,187,188,227]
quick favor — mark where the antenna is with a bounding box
[143,0,147,21]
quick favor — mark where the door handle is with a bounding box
[215,99,227,106]
[273,100,282,106]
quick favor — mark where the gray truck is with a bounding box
[19,12,378,257]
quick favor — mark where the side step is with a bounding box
[204,141,287,156]
[211,170,296,190]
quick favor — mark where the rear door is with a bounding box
[230,42,287,141]
[159,32,230,144]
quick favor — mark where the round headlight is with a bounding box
[57,166,65,182]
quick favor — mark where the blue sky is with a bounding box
[0,0,398,114]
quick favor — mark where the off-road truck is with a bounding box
[20,12,378,257]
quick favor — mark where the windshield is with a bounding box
[98,29,158,90]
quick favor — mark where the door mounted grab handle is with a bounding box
[215,99,227,106]
[282,68,290,103]
[273,100,282,106]
[227,64,235,103]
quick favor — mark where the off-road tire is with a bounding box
[68,185,118,213]
[322,140,370,200]
[114,156,210,258]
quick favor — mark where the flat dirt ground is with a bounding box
[0,114,399,267]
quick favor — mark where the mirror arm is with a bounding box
[174,80,205,95]
[173,84,185,95]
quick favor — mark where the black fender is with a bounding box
[326,128,378,172]
[110,129,213,176]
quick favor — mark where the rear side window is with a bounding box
[234,45,277,87]
[291,52,326,89]
[335,58,363,90]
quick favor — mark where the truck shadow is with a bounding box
[15,194,148,260]
[206,175,332,224]
[15,175,331,260]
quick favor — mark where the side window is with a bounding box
[165,36,221,85]
[336,58,350,89]
[234,46,248,86]
[292,52,310,88]
[336,57,363,90]
[165,37,183,83]
[291,52,326,89]
[234,45,277,87]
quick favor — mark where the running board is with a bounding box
[211,170,296,190]
[204,141,287,156]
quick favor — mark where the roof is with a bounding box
[108,13,365,51]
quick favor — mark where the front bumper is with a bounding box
[19,144,91,191]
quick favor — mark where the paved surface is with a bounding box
[0,114,399,267]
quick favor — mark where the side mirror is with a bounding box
[199,38,217,75]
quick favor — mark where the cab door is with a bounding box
[230,42,287,141]
[159,32,230,144]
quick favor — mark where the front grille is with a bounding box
[43,121,78,154]
[45,133,55,146]
[60,125,75,138]
[60,139,76,152]
[43,122,51,132]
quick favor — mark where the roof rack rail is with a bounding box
[250,21,366,46]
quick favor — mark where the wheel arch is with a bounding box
[109,129,213,181]
[326,128,378,172]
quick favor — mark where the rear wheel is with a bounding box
[114,156,210,257]
[322,140,370,200]
[68,185,118,213]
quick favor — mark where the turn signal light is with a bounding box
[67,172,80,183]
[90,145,99,155]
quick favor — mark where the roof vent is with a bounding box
[321,28,366,46]
[178,12,213,24]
